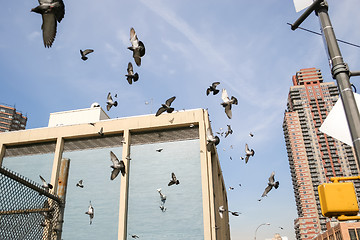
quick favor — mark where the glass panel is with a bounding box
[61,147,122,240]
[127,139,204,240]
[349,229,357,240]
[2,152,54,185]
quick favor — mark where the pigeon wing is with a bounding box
[268,171,276,184]
[133,50,141,67]
[82,49,94,56]
[111,168,120,180]
[39,175,46,184]
[155,107,167,117]
[107,92,113,102]
[224,105,232,119]
[53,0,65,23]
[206,88,211,96]
[262,185,273,197]
[127,62,133,74]
[165,96,176,106]
[110,151,119,165]
[221,89,229,102]
[138,41,145,57]
[41,13,57,48]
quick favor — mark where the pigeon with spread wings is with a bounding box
[168,172,180,186]
[31,0,65,48]
[106,92,118,111]
[110,151,125,180]
[126,62,139,84]
[155,96,176,117]
[220,89,238,119]
[80,49,94,61]
[261,171,279,197]
[206,82,220,96]
[128,28,145,66]
[244,143,255,163]
[206,128,220,151]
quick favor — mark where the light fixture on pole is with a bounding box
[254,222,270,240]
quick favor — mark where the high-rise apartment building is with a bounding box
[0,107,230,240]
[0,104,27,132]
[282,68,360,240]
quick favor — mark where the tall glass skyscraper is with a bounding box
[283,68,360,240]
[0,108,230,240]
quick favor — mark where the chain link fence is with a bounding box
[0,166,63,240]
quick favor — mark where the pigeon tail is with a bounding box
[114,101,118,107]
[213,89,219,95]
[274,181,279,189]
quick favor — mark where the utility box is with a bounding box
[318,182,359,218]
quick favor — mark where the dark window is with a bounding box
[349,229,357,240]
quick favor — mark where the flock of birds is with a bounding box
[31,0,281,237]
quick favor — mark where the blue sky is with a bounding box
[1,0,360,239]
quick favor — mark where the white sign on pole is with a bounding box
[320,93,360,147]
[293,0,313,12]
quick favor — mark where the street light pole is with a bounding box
[254,223,270,240]
[291,0,360,164]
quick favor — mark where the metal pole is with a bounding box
[315,1,360,164]
[254,223,270,240]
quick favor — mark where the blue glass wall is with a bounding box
[2,153,54,186]
[127,139,204,240]
[62,147,122,240]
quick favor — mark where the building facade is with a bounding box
[313,221,360,240]
[0,108,230,240]
[282,68,360,240]
[0,104,27,132]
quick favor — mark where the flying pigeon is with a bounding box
[128,27,145,66]
[206,82,220,96]
[168,172,180,186]
[249,132,254,137]
[155,96,176,117]
[218,205,226,219]
[261,171,279,197]
[225,125,233,138]
[245,143,255,163]
[229,211,241,216]
[39,175,53,191]
[157,188,166,204]
[31,0,65,48]
[229,187,234,190]
[220,89,238,119]
[85,201,94,225]
[125,62,139,84]
[129,234,140,239]
[98,127,104,136]
[76,180,84,188]
[80,49,94,61]
[156,148,163,152]
[206,128,220,151]
[110,151,125,180]
[106,92,118,111]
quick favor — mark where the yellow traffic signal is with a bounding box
[318,181,359,218]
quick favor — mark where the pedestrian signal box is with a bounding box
[318,182,359,218]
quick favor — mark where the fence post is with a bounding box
[54,158,70,240]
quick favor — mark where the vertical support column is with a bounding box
[118,129,131,240]
[0,144,5,166]
[50,137,64,194]
[54,158,70,240]
[199,109,214,240]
